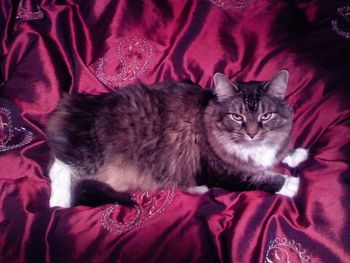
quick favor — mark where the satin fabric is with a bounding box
[0,0,350,262]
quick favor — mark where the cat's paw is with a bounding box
[282,148,308,168]
[276,176,300,198]
[186,185,209,195]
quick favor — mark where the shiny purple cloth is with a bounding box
[1,0,350,262]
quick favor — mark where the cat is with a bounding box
[47,70,307,207]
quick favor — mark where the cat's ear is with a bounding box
[214,73,239,101]
[264,70,289,98]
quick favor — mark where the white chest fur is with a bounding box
[225,143,278,169]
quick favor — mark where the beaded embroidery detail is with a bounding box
[16,0,44,21]
[209,0,250,9]
[94,37,153,89]
[331,6,350,39]
[0,107,33,153]
[265,237,311,263]
[0,108,11,146]
[101,188,175,234]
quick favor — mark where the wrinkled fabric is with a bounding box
[1,0,350,262]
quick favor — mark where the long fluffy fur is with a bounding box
[47,73,296,207]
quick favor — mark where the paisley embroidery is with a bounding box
[94,37,153,89]
[209,0,251,9]
[101,188,175,234]
[265,237,311,263]
[0,100,33,153]
[331,6,350,39]
[16,0,44,21]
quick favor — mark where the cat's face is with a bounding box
[208,71,292,148]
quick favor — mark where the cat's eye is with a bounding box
[230,113,244,122]
[259,113,273,121]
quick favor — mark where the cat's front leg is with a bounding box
[275,175,300,198]
[282,148,308,168]
[247,171,300,198]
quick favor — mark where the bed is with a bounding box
[1,0,350,262]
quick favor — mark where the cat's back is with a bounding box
[101,81,213,152]
[47,81,212,168]
[101,81,213,133]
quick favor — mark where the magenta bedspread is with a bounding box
[1,0,350,262]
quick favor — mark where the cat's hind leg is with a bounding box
[49,157,73,208]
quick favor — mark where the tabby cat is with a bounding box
[47,71,307,207]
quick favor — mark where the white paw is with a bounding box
[282,148,308,168]
[276,176,300,198]
[186,185,209,195]
[49,158,73,208]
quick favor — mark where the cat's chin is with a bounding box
[241,138,263,145]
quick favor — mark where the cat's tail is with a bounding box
[72,179,135,207]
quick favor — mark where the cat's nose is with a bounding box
[245,123,258,139]
[247,132,257,139]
